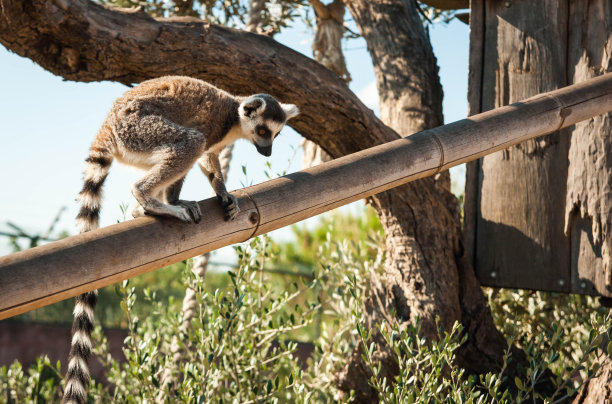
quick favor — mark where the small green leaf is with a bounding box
[515,377,524,391]
[607,341,612,356]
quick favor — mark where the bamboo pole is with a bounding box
[1,73,612,319]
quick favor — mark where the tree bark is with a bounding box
[565,0,612,296]
[572,351,612,404]
[301,0,345,169]
[311,0,350,82]
[0,0,512,400]
[337,0,514,400]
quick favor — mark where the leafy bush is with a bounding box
[1,357,63,403]
[486,288,612,402]
[90,229,383,403]
[89,235,315,403]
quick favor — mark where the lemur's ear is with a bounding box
[281,103,299,120]
[240,97,266,118]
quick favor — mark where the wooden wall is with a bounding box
[465,0,612,296]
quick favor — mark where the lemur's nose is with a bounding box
[256,144,272,157]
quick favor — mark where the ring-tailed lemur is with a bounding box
[63,76,298,404]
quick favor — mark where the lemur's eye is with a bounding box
[259,129,266,135]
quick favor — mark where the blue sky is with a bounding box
[0,13,469,257]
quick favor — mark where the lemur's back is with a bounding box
[101,76,240,155]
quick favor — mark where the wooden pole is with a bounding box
[1,73,612,319]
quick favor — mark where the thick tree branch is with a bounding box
[0,0,395,157]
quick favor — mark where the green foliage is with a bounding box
[1,357,63,403]
[486,289,612,402]
[88,235,318,402]
[359,319,484,404]
[356,311,611,404]
[85,228,385,403]
[296,220,385,402]
[277,205,382,271]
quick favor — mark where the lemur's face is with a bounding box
[251,120,285,157]
[239,95,299,158]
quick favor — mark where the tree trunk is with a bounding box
[311,0,350,82]
[0,0,513,400]
[335,0,515,400]
[301,0,346,169]
[572,351,612,404]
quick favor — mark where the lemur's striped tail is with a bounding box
[64,291,98,404]
[64,147,113,404]
[75,148,113,233]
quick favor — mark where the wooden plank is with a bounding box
[463,0,485,266]
[466,0,484,116]
[566,0,612,296]
[570,217,605,295]
[474,0,571,293]
[1,73,612,319]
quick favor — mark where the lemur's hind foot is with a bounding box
[131,200,200,223]
[175,200,202,223]
[149,202,196,223]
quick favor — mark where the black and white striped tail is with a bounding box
[64,149,112,403]
[64,291,98,404]
[75,151,112,233]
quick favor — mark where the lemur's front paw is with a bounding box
[176,200,202,223]
[218,193,240,221]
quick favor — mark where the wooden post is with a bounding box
[1,73,612,319]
